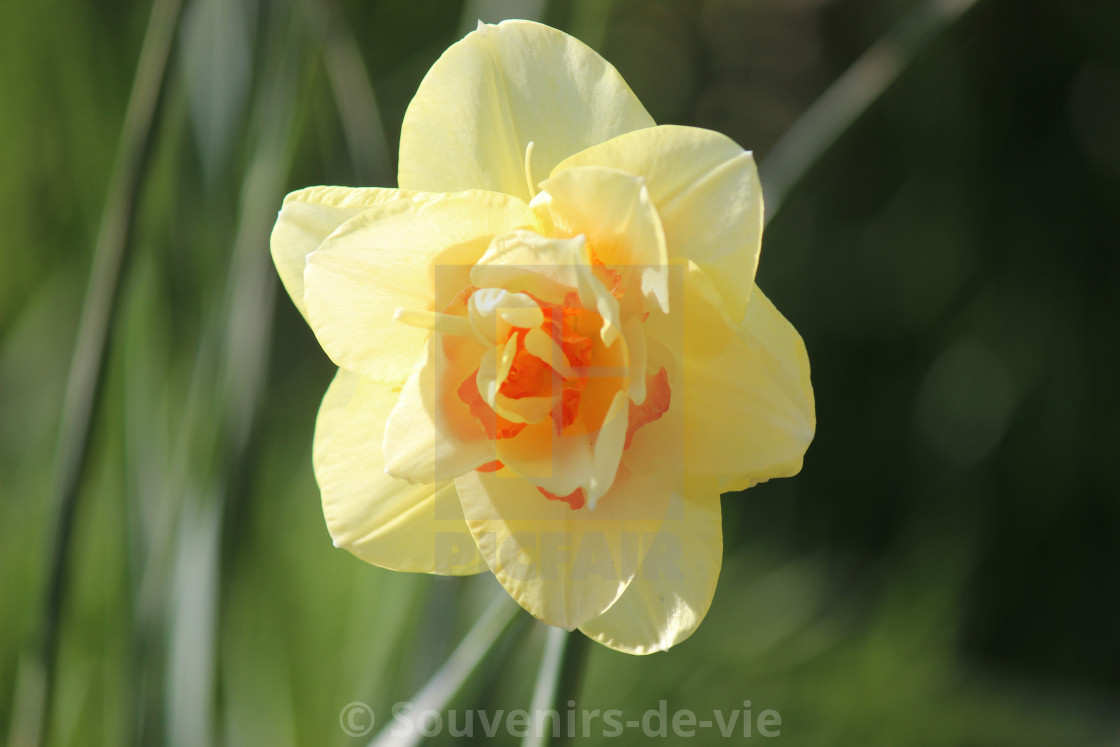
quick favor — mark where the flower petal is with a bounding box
[454,464,673,630]
[493,419,593,498]
[472,230,622,346]
[270,185,408,320]
[554,125,763,321]
[384,333,495,484]
[398,20,654,202]
[579,477,722,653]
[623,316,648,405]
[469,288,542,344]
[619,341,683,479]
[647,264,814,480]
[490,306,630,499]
[315,369,484,575]
[536,165,670,313]
[303,190,535,383]
[588,391,630,509]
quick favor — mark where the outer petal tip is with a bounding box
[313,369,480,575]
[579,479,723,654]
[399,20,654,200]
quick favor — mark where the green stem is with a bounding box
[7,0,183,745]
[552,628,590,745]
[523,626,591,747]
[760,0,982,226]
[523,626,568,747]
[366,593,524,747]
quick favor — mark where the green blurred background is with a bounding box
[2,0,1118,744]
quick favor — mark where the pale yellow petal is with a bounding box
[536,165,670,313]
[454,464,673,630]
[399,20,654,202]
[579,477,722,653]
[646,264,814,480]
[303,190,534,383]
[554,125,763,321]
[619,346,683,480]
[521,327,574,379]
[270,185,408,320]
[472,230,622,346]
[315,369,484,575]
[588,391,630,509]
[468,288,542,344]
[743,286,816,416]
[622,317,647,404]
[718,475,765,493]
[493,418,593,498]
[383,332,495,484]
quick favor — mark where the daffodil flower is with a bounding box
[271,20,814,654]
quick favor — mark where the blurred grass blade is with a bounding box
[7,0,183,744]
[367,594,523,747]
[323,30,390,185]
[180,0,254,182]
[310,0,391,186]
[760,0,982,225]
[524,626,568,746]
[165,498,222,747]
[164,10,304,745]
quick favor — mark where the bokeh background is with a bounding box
[2,0,1118,744]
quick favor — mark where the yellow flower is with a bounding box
[271,20,814,653]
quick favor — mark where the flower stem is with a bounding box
[523,626,591,747]
[366,592,524,747]
[760,0,983,225]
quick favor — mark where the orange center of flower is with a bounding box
[453,275,670,511]
[458,291,592,441]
